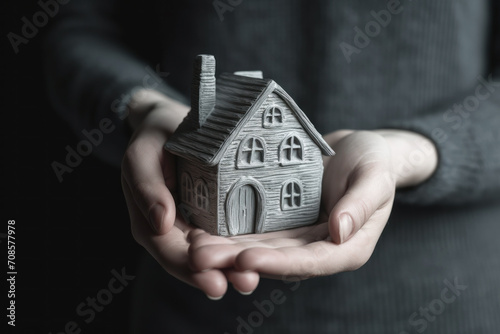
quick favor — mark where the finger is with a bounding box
[235,245,326,279]
[235,232,377,278]
[187,230,238,271]
[187,229,234,246]
[151,233,229,298]
[189,234,324,271]
[188,221,328,247]
[122,175,155,245]
[186,270,229,299]
[329,164,395,244]
[188,224,330,271]
[121,132,176,234]
[322,130,354,148]
[190,240,300,272]
[123,180,228,298]
[189,243,245,271]
[225,269,260,295]
[149,231,229,297]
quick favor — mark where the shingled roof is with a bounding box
[165,72,335,165]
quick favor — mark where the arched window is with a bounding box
[280,134,303,165]
[263,106,284,128]
[281,180,303,210]
[195,179,209,210]
[181,172,193,204]
[237,136,266,169]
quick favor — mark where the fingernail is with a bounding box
[148,203,165,234]
[339,214,353,243]
[206,294,223,301]
[235,289,254,296]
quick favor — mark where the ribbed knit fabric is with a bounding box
[45,0,500,333]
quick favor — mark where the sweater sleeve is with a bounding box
[389,90,500,205]
[44,0,188,167]
[388,2,500,205]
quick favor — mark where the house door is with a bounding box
[227,184,257,235]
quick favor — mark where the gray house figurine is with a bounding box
[165,55,335,236]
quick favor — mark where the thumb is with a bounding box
[121,132,176,235]
[328,167,394,244]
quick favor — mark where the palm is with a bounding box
[188,131,395,280]
[189,209,390,280]
[188,221,329,280]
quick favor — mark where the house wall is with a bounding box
[218,92,324,235]
[177,158,218,234]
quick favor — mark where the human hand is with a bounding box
[121,90,259,298]
[188,130,437,283]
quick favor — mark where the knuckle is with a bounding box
[122,145,137,168]
[122,140,151,169]
[190,247,209,270]
[121,146,139,180]
[131,180,150,197]
[353,196,372,225]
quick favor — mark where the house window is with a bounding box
[281,180,303,210]
[181,172,193,204]
[195,179,209,210]
[280,134,303,165]
[237,136,266,169]
[263,106,284,128]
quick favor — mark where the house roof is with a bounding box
[165,73,335,165]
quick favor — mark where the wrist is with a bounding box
[375,129,438,188]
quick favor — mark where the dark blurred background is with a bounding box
[2,1,141,333]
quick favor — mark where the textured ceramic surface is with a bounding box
[165,55,335,236]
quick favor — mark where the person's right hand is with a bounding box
[120,90,259,299]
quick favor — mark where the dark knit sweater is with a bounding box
[45,0,500,333]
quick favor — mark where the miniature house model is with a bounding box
[165,55,335,236]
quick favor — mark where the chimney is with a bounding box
[191,54,216,128]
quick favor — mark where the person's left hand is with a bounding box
[121,89,260,299]
[187,130,437,287]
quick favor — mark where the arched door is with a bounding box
[228,184,256,235]
[226,179,265,236]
